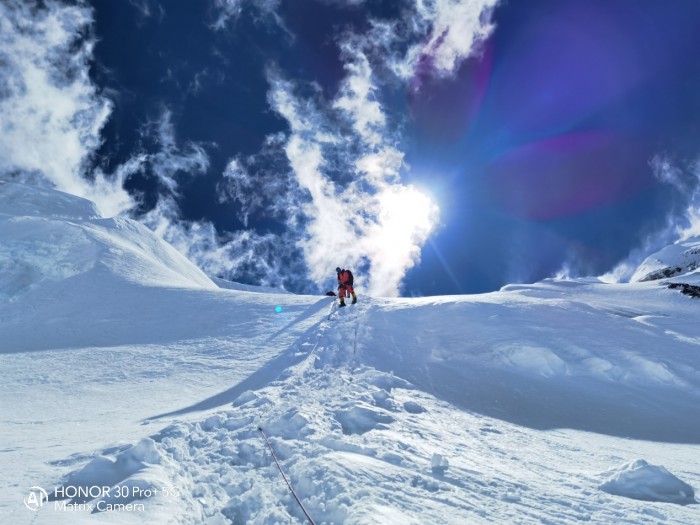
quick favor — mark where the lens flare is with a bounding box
[358,185,440,295]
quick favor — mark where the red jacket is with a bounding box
[338,270,352,286]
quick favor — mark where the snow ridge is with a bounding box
[632,236,700,282]
[0,182,214,303]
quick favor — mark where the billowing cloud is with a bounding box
[364,0,499,84]
[217,133,293,227]
[600,155,700,282]
[334,47,386,147]
[650,155,689,194]
[668,158,700,241]
[0,0,133,216]
[142,109,210,195]
[267,57,439,296]
[141,194,303,290]
[0,0,294,289]
[410,0,499,77]
[134,110,307,290]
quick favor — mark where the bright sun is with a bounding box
[344,183,440,297]
[376,185,440,252]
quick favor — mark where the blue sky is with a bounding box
[3,0,700,296]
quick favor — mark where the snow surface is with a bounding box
[2,182,700,524]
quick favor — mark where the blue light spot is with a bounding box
[275,306,283,313]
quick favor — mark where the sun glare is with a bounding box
[377,185,440,249]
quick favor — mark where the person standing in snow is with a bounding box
[336,267,357,307]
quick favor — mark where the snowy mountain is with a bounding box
[1,182,699,524]
[631,235,700,283]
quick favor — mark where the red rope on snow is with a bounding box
[258,427,317,525]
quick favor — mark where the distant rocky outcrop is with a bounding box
[642,266,686,282]
[632,237,700,282]
[667,282,700,299]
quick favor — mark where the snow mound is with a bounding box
[50,438,170,508]
[335,405,395,435]
[632,236,700,282]
[52,438,162,503]
[0,182,215,300]
[599,459,696,505]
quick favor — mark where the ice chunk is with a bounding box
[600,459,696,505]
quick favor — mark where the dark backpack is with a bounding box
[338,269,354,286]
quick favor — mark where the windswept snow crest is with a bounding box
[211,276,291,295]
[0,181,214,302]
[632,235,700,282]
[0,182,219,352]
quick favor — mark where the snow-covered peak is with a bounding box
[631,235,700,282]
[0,182,215,301]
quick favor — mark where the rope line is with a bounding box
[258,427,317,525]
[352,316,359,359]
[255,299,333,524]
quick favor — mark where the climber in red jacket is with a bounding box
[336,267,357,307]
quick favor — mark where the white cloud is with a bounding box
[0,0,133,217]
[599,219,680,284]
[134,109,302,289]
[220,159,255,220]
[0,0,295,289]
[366,0,499,83]
[217,132,295,227]
[412,0,498,77]
[600,156,700,282]
[210,0,243,30]
[210,0,284,31]
[673,159,700,241]
[145,109,210,195]
[141,194,304,290]
[358,184,440,295]
[267,67,439,296]
[645,156,700,243]
[651,154,687,192]
[334,48,386,147]
[128,0,153,21]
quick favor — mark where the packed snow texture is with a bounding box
[1,182,699,524]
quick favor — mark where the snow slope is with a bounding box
[632,235,700,282]
[1,182,699,524]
